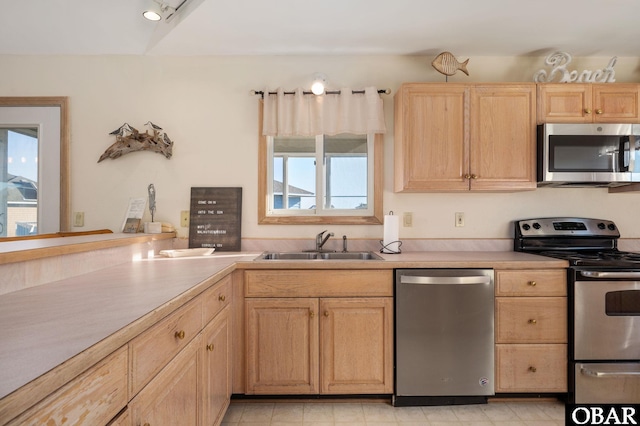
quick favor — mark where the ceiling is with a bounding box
[1,0,639,57]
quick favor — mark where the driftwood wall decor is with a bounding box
[98,122,173,163]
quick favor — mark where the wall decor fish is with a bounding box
[98,121,173,162]
[432,51,470,77]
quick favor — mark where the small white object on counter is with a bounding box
[158,248,215,257]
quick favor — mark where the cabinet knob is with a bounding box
[470,174,478,179]
[596,109,603,114]
[528,366,537,373]
[528,319,537,325]
[528,281,537,286]
[175,330,185,339]
[463,174,471,179]
[219,294,226,302]
[207,343,214,352]
[324,311,329,317]
[584,108,592,114]
[143,423,151,426]
[310,311,315,318]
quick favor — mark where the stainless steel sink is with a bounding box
[257,251,383,261]
[318,252,383,260]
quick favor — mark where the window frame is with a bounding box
[0,97,70,235]
[258,103,383,225]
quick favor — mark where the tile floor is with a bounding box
[221,399,565,425]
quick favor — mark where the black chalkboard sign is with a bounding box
[188,187,242,251]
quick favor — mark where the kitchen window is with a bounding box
[258,88,385,225]
[259,132,382,224]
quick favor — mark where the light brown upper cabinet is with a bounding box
[537,83,640,124]
[394,83,537,192]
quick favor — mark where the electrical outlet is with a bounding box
[403,212,413,227]
[73,212,84,227]
[455,212,465,227]
[180,210,190,227]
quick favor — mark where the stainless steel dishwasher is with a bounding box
[394,269,495,406]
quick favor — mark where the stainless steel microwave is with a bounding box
[537,123,640,187]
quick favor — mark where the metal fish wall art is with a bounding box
[432,51,470,77]
[98,121,173,163]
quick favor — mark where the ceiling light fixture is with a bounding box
[311,73,328,96]
[142,0,176,21]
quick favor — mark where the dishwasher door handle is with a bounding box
[399,275,491,285]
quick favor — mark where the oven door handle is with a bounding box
[581,366,640,378]
[580,270,640,279]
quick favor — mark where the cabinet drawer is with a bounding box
[8,346,128,426]
[495,270,566,296]
[496,344,567,392]
[245,270,393,297]
[129,297,203,396]
[203,274,232,324]
[495,297,567,343]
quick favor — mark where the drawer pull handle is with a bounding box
[175,330,186,339]
[528,281,537,286]
[219,295,226,302]
[528,366,537,373]
[528,319,537,325]
[207,343,214,352]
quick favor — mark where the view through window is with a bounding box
[270,134,371,215]
[0,128,39,237]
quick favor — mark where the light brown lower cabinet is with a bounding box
[494,269,568,393]
[245,296,393,395]
[201,306,232,426]
[129,307,232,426]
[6,346,128,426]
[130,335,201,425]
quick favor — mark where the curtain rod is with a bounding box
[250,89,391,97]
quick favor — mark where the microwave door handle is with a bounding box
[618,136,630,172]
[630,136,636,172]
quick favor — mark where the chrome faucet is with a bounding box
[315,230,334,251]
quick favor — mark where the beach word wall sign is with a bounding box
[188,187,242,251]
[533,52,617,83]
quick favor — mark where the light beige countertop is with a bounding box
[0,248,566,422]
[0,253,256,408]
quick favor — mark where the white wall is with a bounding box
[1,54,640,240]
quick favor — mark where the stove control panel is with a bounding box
[516,217,619,238]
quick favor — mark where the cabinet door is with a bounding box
[246,298,319,394]
[495,297,567,343]
[593,84,640,122]
[394,83,469,191]
[201,306,231,426]
[130,336,200,426]
[537,84,592,123]
[470,84,537,191]
[496,344,567,392]
[319,298,393,394]
[8,346,128,426]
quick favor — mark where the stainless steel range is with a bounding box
[514,217,640,404]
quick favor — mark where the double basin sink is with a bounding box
[258,251,383,261]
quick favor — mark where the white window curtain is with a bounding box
[262,87,386,136]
